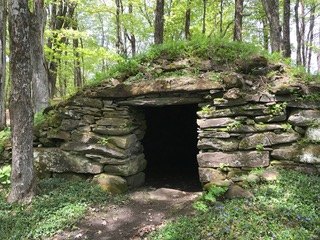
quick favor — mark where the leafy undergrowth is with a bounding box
[149,169,320,240]
[0,178,127,240]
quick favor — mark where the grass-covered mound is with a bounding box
[91,36,262,85]
[149,169,320,240]
[0,178,127,239]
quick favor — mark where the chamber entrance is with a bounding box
[141,104,201,191]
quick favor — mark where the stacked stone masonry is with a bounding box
[28,74,320,191]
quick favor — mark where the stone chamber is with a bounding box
[2,56,318,193]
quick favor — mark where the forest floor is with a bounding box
[51,176,202,240]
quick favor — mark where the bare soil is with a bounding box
[52,180,201,240]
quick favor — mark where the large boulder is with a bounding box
[91,174,128,194]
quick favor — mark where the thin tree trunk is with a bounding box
[46,0,77,98]
[233,0,244,41]
[300,0,306,66]
[8,0,35,203]
[154,0,164,44]
[282,0,291,58]
[318,25,320,73]
[30,0,50,113]
[219,0,224,36]
[115,0,123,54]
[0,0,6,130]
[202,0,207,34]
[128,3,136,56]
[295,0,302,65]
[261,0,281,52]
[306,4,315,73]
[185,0,191,40]
[262,17,269,50]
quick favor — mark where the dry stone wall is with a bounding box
[20,69,320,191]
[197,86,320,184]
[33,98,147,190]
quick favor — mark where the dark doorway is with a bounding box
[141,104,201,191]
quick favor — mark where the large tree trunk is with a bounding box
[261,0,282,52]
[31,0,50,113]
[154,0,164,44]
[8,0,35,203]
[233,0,244,41]
[282,0,291,58]
[0,0,6,130]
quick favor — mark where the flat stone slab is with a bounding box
[197,151,269,168]
[239,132,301,149]
[288,109,320,126]
[34,148,103,174]
[197,117,234,128]
[118,97,203,106]
[92,77,223,98]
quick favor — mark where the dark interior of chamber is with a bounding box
[141,104,201,191]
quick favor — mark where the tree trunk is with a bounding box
[202,0,207,34]
[128,3,136,56]
[262,17,269,50]
[261,0,281,52]
[46,0,77,98]
[294,0,302,65]
[185,0,191,40]
[0,0,6,130]
[115,0,124,53]
[154,0,164,44]
[219,0,224,36]
[30,0,50,113]
[8,0,35,203]
[306,4,315,73]
[282,0,291,58]
[300,0,306,66]
[233,0,244,41]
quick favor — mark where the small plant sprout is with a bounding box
[98,137,110,145]
[256,144,264,152]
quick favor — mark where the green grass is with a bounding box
[149,169,320,240]
[0,178,128,240]
[88,36,262,84]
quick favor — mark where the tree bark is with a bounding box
[0,0,6,130]
[233,0,244,41]
[154,0,164,44]
[261,0,282,52]
[8,0,35,203]
[30,0,50,113]
[282,0,291,58]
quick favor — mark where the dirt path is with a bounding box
[52,186,201,240]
